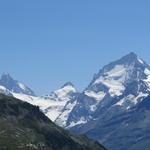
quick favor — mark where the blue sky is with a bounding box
[0,0,150,95]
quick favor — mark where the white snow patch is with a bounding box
[12,93,69,121]
[93,65,134,97]
[144,68,150,76]
[17,82,26,90]
[138,58,144,64]
[143,68,150,90]
[94,77,125,97]
[68,117,87,128]
[0,86,7,91]
[0,86,11,95]
[116,94,135,107]
[115,92,148,109]
[84,91,105,101]
[84,91,106,112]
[90,105,97,112]
[55,100,77,127]
[45,109,63,121]
[106,65,126,77]
[47,85,76,101]
[12,83,77,122]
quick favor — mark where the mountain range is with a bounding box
[0,94,106,150]
[1,52,150,150]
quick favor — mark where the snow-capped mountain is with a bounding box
[42,82,78,121]
[0,73,35,96]
[1,52,150,149]
[57,52,150,128]
[57,52,150,150]
[44,82,77,101]
[12,82,78,121]
[55,94,79,127]
[0,73,79,122]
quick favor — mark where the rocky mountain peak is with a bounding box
[61,82,75,89]
[60,53,150,129]
[0,73,35,96]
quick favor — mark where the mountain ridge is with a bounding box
[55,52,150,128]
[58,52,150,150]
[0,73,35,96]
[0,52,150,150]
[0,94,106,150]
